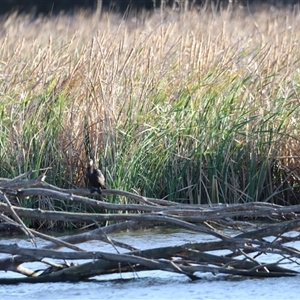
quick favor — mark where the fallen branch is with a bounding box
[0,171,300,283]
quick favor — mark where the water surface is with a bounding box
[1,227,299,299]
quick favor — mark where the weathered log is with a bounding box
[1,171,300,283]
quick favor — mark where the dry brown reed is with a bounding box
[1,6,300,206]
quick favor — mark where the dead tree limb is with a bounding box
[1,171,300,283]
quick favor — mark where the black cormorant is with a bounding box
[86,159,106,194]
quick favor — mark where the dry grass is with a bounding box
[1,6,300,207]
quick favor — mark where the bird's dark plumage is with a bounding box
[86,159,106,194]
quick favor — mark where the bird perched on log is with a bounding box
[86,159,106,194]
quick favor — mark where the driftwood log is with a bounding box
[0,170,300,284]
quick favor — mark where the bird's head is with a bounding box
[87,159,94,167]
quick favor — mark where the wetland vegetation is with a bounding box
[1,4,300,213]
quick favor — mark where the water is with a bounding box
[1,227,300,300]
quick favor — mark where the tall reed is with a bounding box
[0,6,300,212]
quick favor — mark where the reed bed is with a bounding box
[1,6,300,207]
